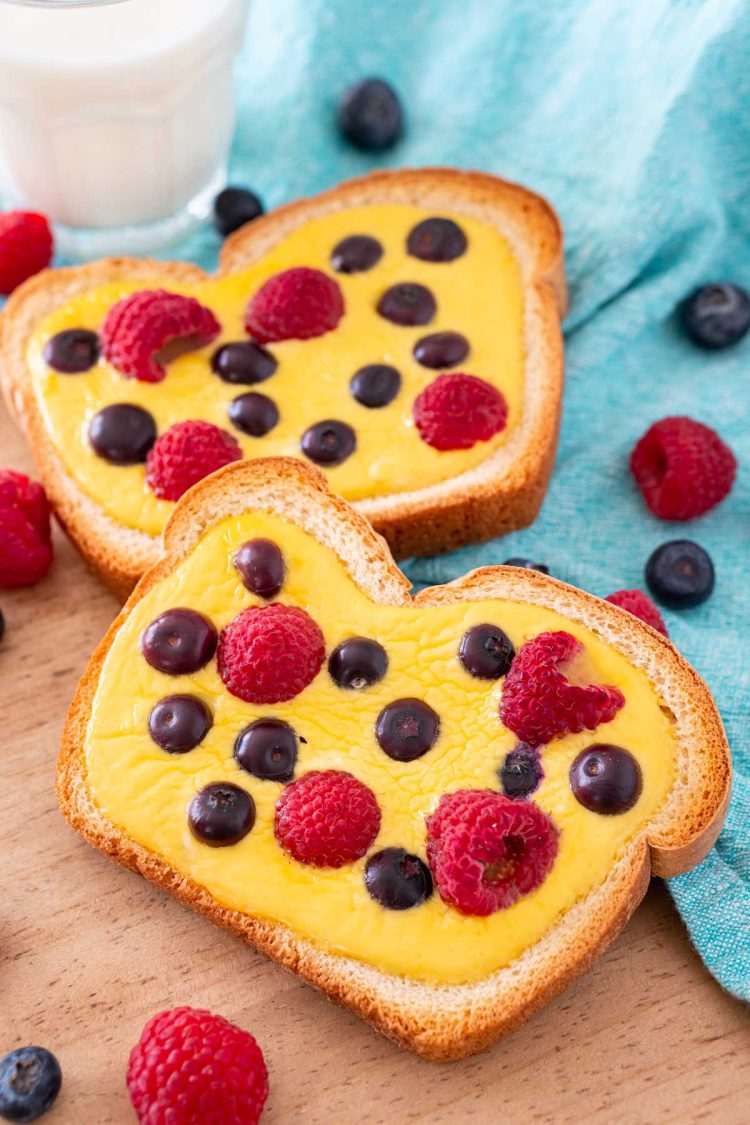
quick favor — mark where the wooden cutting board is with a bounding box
[1,408,748,1125]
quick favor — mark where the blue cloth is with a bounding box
[99,0,750,999]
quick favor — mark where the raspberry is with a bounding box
[500,631,625,746]
[0,211,53,295]
[630,416,736,521]
[605,589,668,637]
[413,374,507,450]
[127,1006,268,1125]
[275,770,381,867]
[244,267,344,343]
[218,603,325,703]
[0,470,53,588]
[101,289,220,383]
[426,789,558,916]
[146,420,241,501]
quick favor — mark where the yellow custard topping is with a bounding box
[84,511,678,985]
[28,205,525,537]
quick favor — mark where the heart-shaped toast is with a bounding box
[58,458,729,1060]
[2,169,564,595]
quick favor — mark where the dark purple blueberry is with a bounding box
[140,608,217,675]
[329,637,388,689]
[459,623,515,679]
[211,341,277,385]
[407,218,467,263]
[503,557,550,575]
[233,538,285,598]
[376,283,436,327]
[234,718,297,782]
[188,782,255,846]
[148,694,212,753]
[212,186,264,237]
[331,235,383,274]
[365,847,433,910]
[570,745,642,815]
[499,744,543,799]
[679,283,750,349]
[645,540,714,609]
[44,328,100,373]
[88,403,157,464]
[301,420,356,465]
[337,77,404,152]
[349,364,401,408]
[413,331,469,369]
[375,698,439,761]
[228,391,279,437]
[0,1046,62,1123]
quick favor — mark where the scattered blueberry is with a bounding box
[407,218,467,263]
[301,420,356,465]
[140,608,218,675]
[0,1046,62,1123]
[365,847,433,910]
[228,391,279,437]
[679,283,750,350]
[331,235,383,274]
[570,745,642,815]
[503,557,550,575]
[213,186,264,237]
[234,718,297,782]
[148,695,212,753]
[459,623,515,679]
[233,538,285,599]
[188,782,255,846]
[413,331,469,369]
[499,744,543,799]
[645,540,714,609]
[337,77,404,152]
[88,403,157,465]
[44,328,100,373]
[350,364,401,408]
[329,637,388,689]
[376,698,439,761]
[211,341,277,385]
[377,282,436,327]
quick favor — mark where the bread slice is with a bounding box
[1,169,565,597]
[58,457,730,1061]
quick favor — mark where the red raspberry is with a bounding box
[0,211,53,295]
[0,470,53,588]
[274,770,381,867]
[500,631,625,746]
[244,267,344,343]
[426,789,558,916]
[146,420,241,501]
[605,589,668,637]
[630,416,736,520]
[413,373,507,450]
[218,603,325,703]
[127,1006,268,1125]
[101,289,220,383]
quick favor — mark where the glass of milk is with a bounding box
[0,0,249,257]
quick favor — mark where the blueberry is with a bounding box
[149,694,212,753]
[140,608,218,675]
[211,341,277,385]
[43,328,100,373]
[233,538,285,599]
[570,744,642,815]
[679,283,750,350]
[349,364,401,408]
[213,186,264,237]
[331,235,383,274]
[0,1046,62,1123]
[377,283,436,327]
[407,218,467,263]
[88,403,157,464]
[459,623,515,679]
[301,420,356,465]
[337,77,404,152]
[503,557,550,575]
[234,718,297,782]
[499,744,543,799]
[413,331,469,369]
[188,782,255,846]
[375,699,439,761]
[645,540,714,609]
[365,848,433,910]
[228,392,279,437]
[329,637,388,689]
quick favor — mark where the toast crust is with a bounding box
[1,169,565,596]
[57,458,731,1061]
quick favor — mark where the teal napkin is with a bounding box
[92,0,750,999]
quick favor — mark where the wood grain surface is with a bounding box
[1,411,748,1125]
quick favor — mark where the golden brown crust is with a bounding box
[56,458,731,1060]
[1,169,565,593]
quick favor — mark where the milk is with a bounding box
[0,0,249,255]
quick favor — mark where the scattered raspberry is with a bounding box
[426,789,558,916]
[101,289,220,382]
[218,603,325,704]
[244,267,344,343]
[630,416,736,521]
[275,770,381,867]
[146,420,241,501]
[127,1006,268,1125]
[500,631,625,745]
[0,211,53,295]
[605,589,668,637]
[0,470,53,588]
[413,374,507,450]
